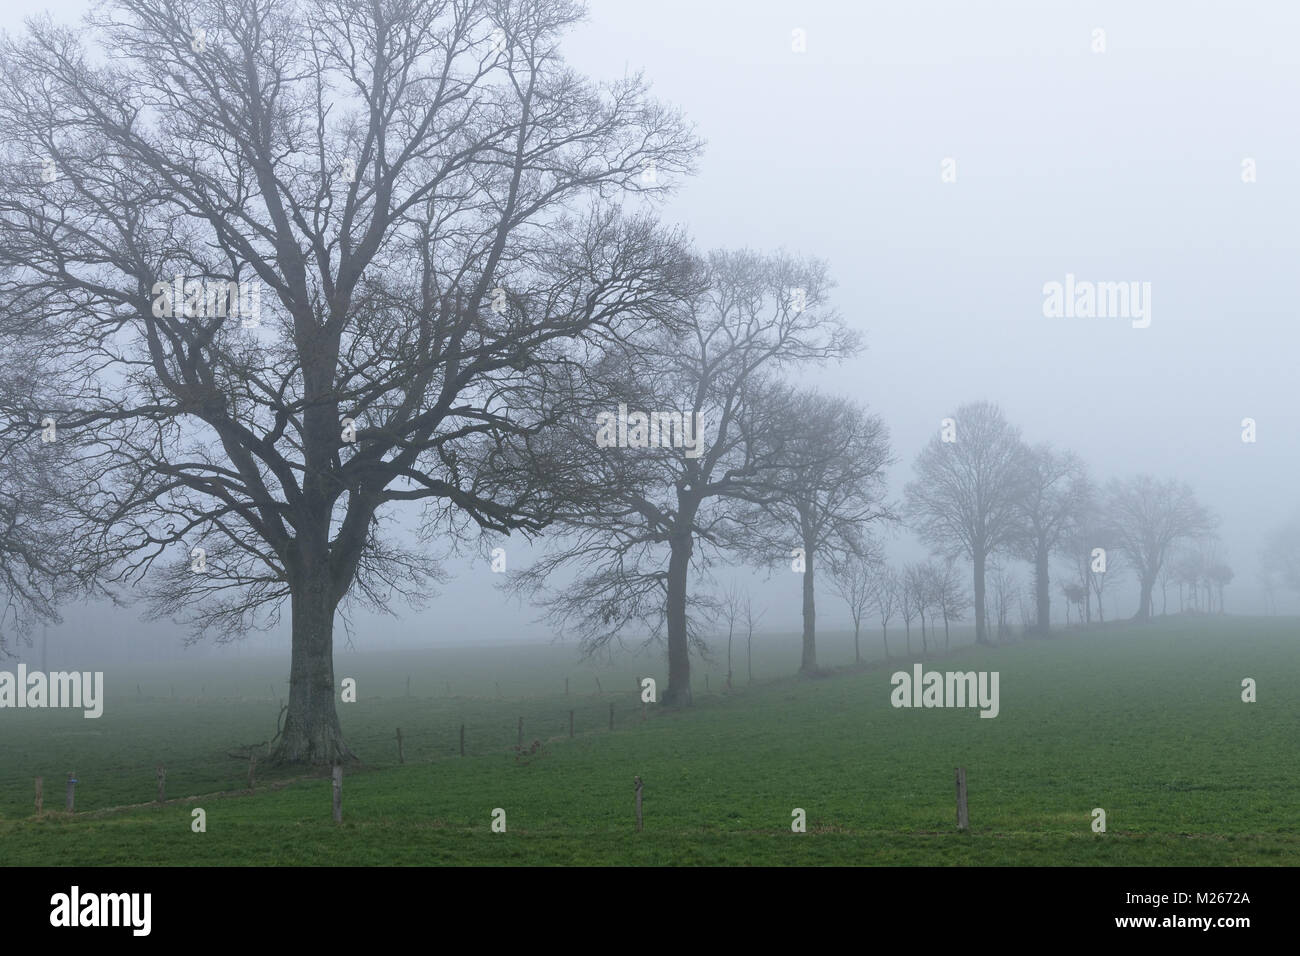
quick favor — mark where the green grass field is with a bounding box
[1,616,1296,865]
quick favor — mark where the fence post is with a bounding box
[65,772,76,813]
[35,777,43,816]
[634,775,643,832]
[156,766,166,804]
[955,767,969,831]
[332,764,343,823]
[396,728,404,764]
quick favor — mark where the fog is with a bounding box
[9,0,1298,663]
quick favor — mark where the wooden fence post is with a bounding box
[35,777,43,816]
[156,766,166,803]
[955,767,969,831]
[65,772,76,812]
[459,723,465,757]
[396,728,404,764]
[609,702,614,731]
[569,709,574,738]
[332,764,343,823]
[634,775,643,832]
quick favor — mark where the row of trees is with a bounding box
[0,0,1269,767]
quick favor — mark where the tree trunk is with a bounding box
[662,528,694,706]
[881,625,890,659]
[799,541,817,674]
[973,550,989,645]
[1035,542,1050,636]
[1136,571,1155,620]
[273,566,353,764]
[853,623,860,664]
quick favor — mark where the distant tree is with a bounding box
[1206,562,1234,613]
[719,583,743,690]
[743,593,764,684]
[1061,581,1087,625]
[1156,562,1175,615]
[513,251,858,706]
[934,558,969,651]
[1105,476,1216,621]
[733,389,894,674]
[873,565,900,658]
[832,553,880,665]
[1012,445,1090,636]
[906,562,939,657]
[1260,513,1300,598]
[905,402,1029,645]
[988,562,1018,640]
[899,566,918,656]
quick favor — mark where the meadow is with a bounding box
[0,616,1296,866]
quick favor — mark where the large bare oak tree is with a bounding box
[0,0,699,761]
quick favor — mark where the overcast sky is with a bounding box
[11,1,1299,660]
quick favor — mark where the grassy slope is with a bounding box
[0,617,1296,865]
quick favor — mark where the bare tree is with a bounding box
[934,557,969,651]
[0,345,80,656]
[905,401,1028,645]
[1260,512,1300,607]
[832,553,878,665]
[1206,560,1234,614]
[899,565,918,656]
[719,582,742,690]
[1012,444,1089,636]
[1106,476,1217,621]
[510,251,857,705]
[0,0,701,761]
[905,562,939,657]
[1060,581,1086,626]
[743,592,763,684]
[733,390,894,674]
[988,561,1018,640]
[873,565,900,659]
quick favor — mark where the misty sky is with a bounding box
[10,0,1299,660]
